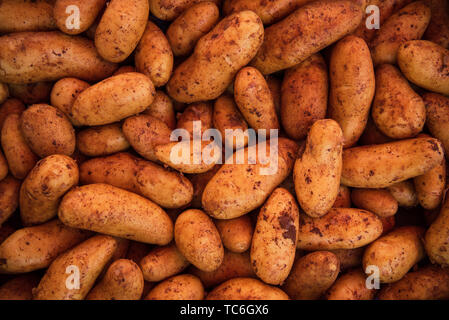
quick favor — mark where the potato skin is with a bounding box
[0,151,7,182]
[206,277,290,300]
[341,137,444,188]
[424,93,449,155]
[20,155,79,226]
[371,64,425,139]
[328,36,375,147]
[1,114,39,180]
[0,274,41,300]
[215,215,253,253]
[175,209,224,272]
[95,0,149,63]
[330,247,364,271]
[251,0,363,74]
[86,259,144,300]
[325,269,375,300]
[0,220,90,274]
[0,176,20,226]
[351,188,398,218]
[142,91,176,130]
[77,123,130,157]
[282,251,340,300]
[294,119,343,218]
[8,82,52,105]
[414,156,445,210]
[59,183,174,245]
[281,54,328,140]
[0,0,56,33]
[167,10,264,103]
[54,0,106,35]
[177,102,213,136]
[149,0,221,21]
[0,32,117,84]
[189,164,221,208]
[398,40,449,96]
[0,84,7,105]
[33,235,118,300]
[297,208,383,250]
[72,73,155,126]
[167,2,220,56]
[145,274,204,300]
[333,185,352,208]
[425,196,449,267]
[424,0,449,48]
[363,226,425,283]
[0,99,25,131]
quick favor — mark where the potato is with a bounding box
[77,124,130,157]
[59,183,174,245]
[330,248,364,271]
[297,208,383,250]
[167,2,220,56]
[0,99,25,131]
[333,185,352,208]
[19,155,79,226]
[397,40,449,95]
[359,117,393,145]
[280,54,328,140]
[95,0,149,63]
[0,151,9,183]
[424,93,449,155]
[149,0,221,21]
[387,180,418,207]
[414,160,446,211]
[142,91,176,130]
[370,1,431,66]
[378,265,449,300]
[86,259,144,300]
[0,0,55,33]
[424,0,449,48]
[167,10,264,103]
[50,78,90,126]
[206,277,289,300]
[234,67,280,131]
[1,114,39,179]
[215,215,253,253]
[145,274,204,300]
[351,189,398,218]
[282,251,340,300]
[0,220,90,274]
[325,269,375,300]
[122,114,172,162]
[251,0,363,74]
[363,226,425,283]
[8,82,52,105]
[371,64,425,139]
[341,137,444,188]
[0,176,21,226]
[189,250,255,288]
[267,76,282,116]
[177,102,213,136]
[294,119,343,218]
[328,36,375,147]
[0,84,7,105]
[20,104,75,158]
[0,274,41,300]
[189,164,221,208]
[72,73,155,126]
[0,32,117,84]
[33,235,117,300]
[126,241,151,265]
[54,0,106,35]
[425,196,449,266]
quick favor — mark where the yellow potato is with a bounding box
[0,99,25,131]
[325,269,375,300]
[59,183,174,245]
[167,10,264,103]
[0,0,55,33]
[351,188,398,218]
[0,176,20,226]
[142,91,176,130]
[149,0,221,21]
[0,32,117,84]
[145,274,204,300]
[54,0,106,35]
[33,235,117,300]
[371,64,425,139]
[425,196,449,266]
[0,274,41,300]
[280,54,328,140]
[424,93,449,155]
[424,0,449,48]
[0,220,90,274]
[297,208,383,250]
[176,102,213,136]
[77,123,130,157]
[341,137,444,188]
[386,180,418,207]
[215,215,253,253]
[251,0,363,74]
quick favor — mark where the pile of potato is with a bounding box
[0,0,448,301]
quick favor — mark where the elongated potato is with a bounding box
[280,54,328,140]
[59,184,173,245]
[294,119,343,218]
[325,269,375,300]
[177,102,213,136]
[0,99,25,131]
[0,274,41,300]
[251,0,363,74]
[414,159,446,211]
[77,123,130,157]
[363,226,425,283]
[234,67,279,131]
[33,235,117,300]
[297,208,383,250]
[149,0,221,21]
[398,40,449,95]
[282,251,340,300]
[145,274,204,300]
[1,114,39,179]
[0,32,117,84]
[175,209,224,272]
[425,196,449,267]
[167,2,220,56]
[206,277,289,300]
[351,189,398,218]
[167,11,264,103]
[424,93,449,156]
[328,36,375,147]
[0,176,20,226]
[386,180,418,207]
[142,91,176,130]
[215,215,253,253]
[86,259,144,300]
[72,73,155,126]
[371,64,425,139]
[341,137,444,188]
[20,155,79,226]
[0,220,90,274]
[202,138,298,219]
[424,0,449,48]
[54,0,106,35]
[0,0,56,33]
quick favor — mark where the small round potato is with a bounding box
[77,123,130,157]
[215,215,253,253]
[145,274,205,300]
